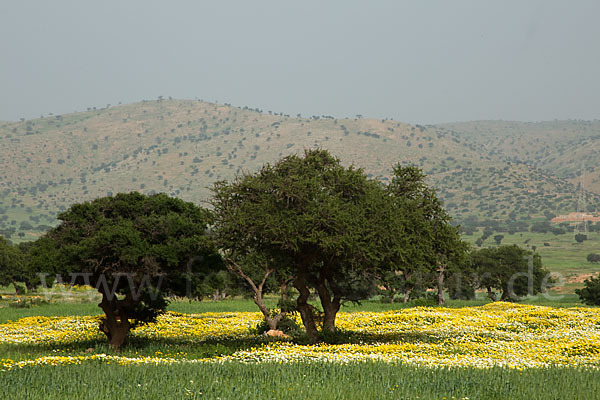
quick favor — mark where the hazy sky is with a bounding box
[1,0,599,124]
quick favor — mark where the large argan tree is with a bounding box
[40,192,222,348]
[212,149,389,341]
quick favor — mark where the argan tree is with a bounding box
[385,165,468,305]
[471,245,551,301]
[40,192,222,349]
[212,149,388,341]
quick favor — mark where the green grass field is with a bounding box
[2,361,598,400]
[463,230,600,293]
[2,296,600,399]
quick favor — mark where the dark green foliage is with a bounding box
[446,257,476,301]
[212,150,468,335]
[481,227,494,240]
[471,245,552,301]
[530,221,552,234]
[37,192,222,347]
[0,236,26,293]
[575,233,588,243]
[493,234,504,245]
[384,165,469,305]
[587,253,600,263]
[212,149,389,339]
[576,274,600,305]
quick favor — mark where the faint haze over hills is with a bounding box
[1,0,599,124]
[2,99,600,242]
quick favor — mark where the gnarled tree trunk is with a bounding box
[98,292,132,350]
[436,263,446,305]
[315,268,341,333]
[487,286,497,302]
[226,259,288,332]
[294,268,319,342]
[403,287,412,303]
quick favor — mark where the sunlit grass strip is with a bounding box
[0,354,214,371]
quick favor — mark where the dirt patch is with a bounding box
[567,273,596,283]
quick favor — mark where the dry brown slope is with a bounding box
[0,100,593,240]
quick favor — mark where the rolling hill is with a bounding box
[1,99,599,241]
[438,120,600,195]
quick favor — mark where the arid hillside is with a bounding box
[1,99,598,240]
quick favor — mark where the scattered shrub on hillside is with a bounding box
[587,253,600,263]
[530,221,552,233]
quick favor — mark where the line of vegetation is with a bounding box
[1,149,598,350]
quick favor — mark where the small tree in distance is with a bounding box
[587,253,600,263]
[575,233,588,243]
[494,234,504,245]
[471,245,551,301]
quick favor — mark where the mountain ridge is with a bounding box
[1,99,599,241]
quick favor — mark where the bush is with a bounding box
[448,283,476,300]
[587,253,600,263]
[530,221,552,234]
[410,292,439,307]
[410,298,438,307]
[575,274,600,305]
[575,234,588,243]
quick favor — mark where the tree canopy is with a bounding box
[212,149,389,340]
[384,165,468,305]
[212,149,467,340]
[39,192,222,348]
[471,245,551,301]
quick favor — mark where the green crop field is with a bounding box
[463,230,600,292]
[2,361,599,400]
[2,296,600,399]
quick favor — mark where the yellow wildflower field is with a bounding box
[2,302,600,370]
